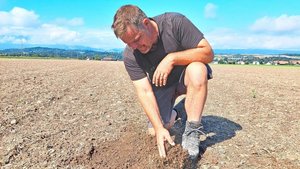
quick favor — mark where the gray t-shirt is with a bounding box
[123,12,204,88]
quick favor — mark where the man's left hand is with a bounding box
[152,56,174,87]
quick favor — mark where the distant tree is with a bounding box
[94,55,101,60]
[218,59,226,64]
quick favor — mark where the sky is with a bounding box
[0,0,300,50]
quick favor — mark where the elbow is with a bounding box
[208,49,214,63]
[197,38,214,63]
[202,47,214,63]
[134,82,153,97]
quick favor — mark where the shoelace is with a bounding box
[186,125,207,137]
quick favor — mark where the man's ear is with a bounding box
[142,18,150,26]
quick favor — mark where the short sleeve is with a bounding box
[173,15,204,49]
[123,46,147,81]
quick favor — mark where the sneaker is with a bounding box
[182,121,205,159]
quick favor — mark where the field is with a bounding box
[1,59,299,168]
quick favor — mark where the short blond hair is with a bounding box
[112,5,147,38]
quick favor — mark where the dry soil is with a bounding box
[0,59,299,169]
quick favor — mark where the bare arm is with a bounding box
[132,77,174,157]
[153,38,214,86]
[132,77,163,130]
[168,38,214,65]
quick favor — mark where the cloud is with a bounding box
[0,24,123,49]
[31,24,81,44]
[0,24,80,45]
[204,3,217,19]
[206,28,300,50]
[0,7,124,49]
[77,29,125,49]
[0,7,84,45]
[250,14,300,33]
[205,14,300,50]
[53,17,84,27]
[0,7,39,27]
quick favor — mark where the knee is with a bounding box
[185,62,208,89]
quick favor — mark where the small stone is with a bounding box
[201,165,209,169]
[10,119,17,125]
[206,147,213,151]
[48,149,55,154]
[219,148,226,154]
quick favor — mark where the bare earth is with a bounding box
[0,59,299,169]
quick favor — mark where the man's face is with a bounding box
[120,24,154,54]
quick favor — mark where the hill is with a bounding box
[214,49,300,55]
[1,47,300,60]
[0,47,123,60]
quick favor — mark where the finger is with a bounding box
[154,72,160,86]
[156,74,161,86]
[158,143,166,158]
[159,74,164,86]
[152,71,158,85]
[166,135,175,146]
[162,74,168,86]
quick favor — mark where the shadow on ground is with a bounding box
[201,115,242,150]
[172,115,242,147]
[173,98,242,151]
[171,115,242,169]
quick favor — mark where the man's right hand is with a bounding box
[155,127,175,158]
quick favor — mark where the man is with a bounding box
[112,5,213,159]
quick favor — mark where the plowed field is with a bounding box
[1,59,299,168]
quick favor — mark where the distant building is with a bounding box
[265,62,273,65]
[290,60,300,65]
[275,61,289,65]
[101,57,116,61]
[237,61,245,65]
[252,61,260,65]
